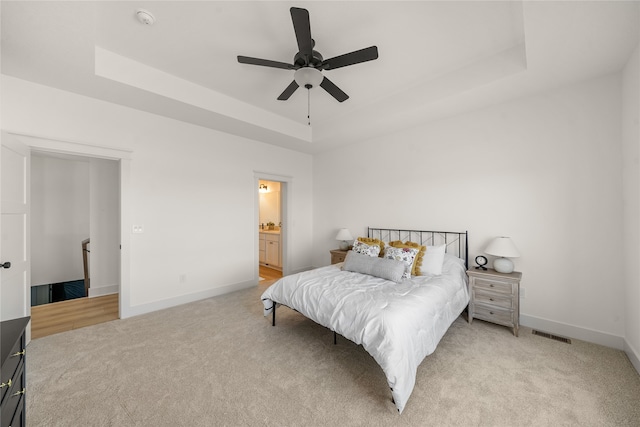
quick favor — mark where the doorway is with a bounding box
[258,179,283,283]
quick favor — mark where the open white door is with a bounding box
[1,132,30,335]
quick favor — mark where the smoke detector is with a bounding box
[136,9,155,25]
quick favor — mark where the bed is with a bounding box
[260,227,469,413]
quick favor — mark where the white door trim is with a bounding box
[3,131,132,160]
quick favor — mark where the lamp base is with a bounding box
[492,257,514,274]
[339,241,349,250]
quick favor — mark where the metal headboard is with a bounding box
[367,227,469,269]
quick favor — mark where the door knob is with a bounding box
[0,262,10,269]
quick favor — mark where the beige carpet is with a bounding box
[26,282,640,426]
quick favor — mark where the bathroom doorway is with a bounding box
[258,179,284,283]
[258,178,284,283]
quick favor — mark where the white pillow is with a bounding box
[420,244,446,275]
[442,253,466,272]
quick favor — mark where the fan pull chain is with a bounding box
[307,85,311,126]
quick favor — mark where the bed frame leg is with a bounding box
[333,331,337,345]
[272,304,276,326]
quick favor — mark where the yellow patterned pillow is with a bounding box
[388,240,426,276]
[357,237,385,257]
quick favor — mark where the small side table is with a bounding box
[330,249,349,264]
[467,268,522,336]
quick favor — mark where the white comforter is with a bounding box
[260,254,469,413]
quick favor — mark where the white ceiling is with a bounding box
[2,1,638,154]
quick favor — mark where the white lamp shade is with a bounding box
[335,228,353,241]
[484,237,520,258]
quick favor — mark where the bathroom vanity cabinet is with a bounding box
[259,231,281,269]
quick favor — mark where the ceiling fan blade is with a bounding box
[320,77,349,102]
[277,80,300,100]
[238,56,294,70]
[321,46,379,70]
[290,7,313,63]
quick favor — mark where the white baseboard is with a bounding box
[121,280,256,319]
[624,339,640,375]
[520,314,625,350]
[88,284,119,298]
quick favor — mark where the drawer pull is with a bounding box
[0,378,12,389]
[11,349,25,357]
[489,311,494,315]
[489,298,494,301]
[490,284,494,287]
[11,388,25,397]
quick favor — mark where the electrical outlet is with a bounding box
[132,225,144,234]
[520,287,526,298]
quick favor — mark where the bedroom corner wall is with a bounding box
[313,73,625,348]
[0,75,314,318]
[622,41,640,373]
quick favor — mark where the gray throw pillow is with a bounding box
[342,250,406,283]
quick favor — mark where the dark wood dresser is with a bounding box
[1,317,30,427]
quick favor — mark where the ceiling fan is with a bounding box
[237,7,378,103]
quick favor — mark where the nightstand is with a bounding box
[467,268,522,336]
[330,249,349,264]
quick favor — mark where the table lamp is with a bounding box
[484,236,520,273]
[335,228,353,251]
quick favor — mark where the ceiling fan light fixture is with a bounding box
[294,67,323,89]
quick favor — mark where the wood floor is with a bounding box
[260,265,282,281]
[31,294,119,339]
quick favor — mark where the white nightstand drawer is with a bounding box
[473,278,513,294]
[473,289,514,309]
[473,305,513,326]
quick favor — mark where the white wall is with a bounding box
[622,42,640,371]
[314,73,625,347]
[1,75,314,317]
[30,154,90,285]
[89,157,120,297]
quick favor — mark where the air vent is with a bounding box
[532,330,571,344]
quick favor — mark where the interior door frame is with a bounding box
[254,171,291,279]
[3,132,133,318]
